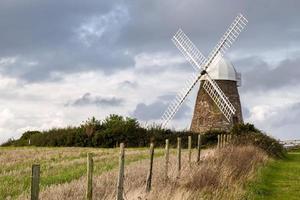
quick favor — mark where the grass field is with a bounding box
[0,146,166,199]
[246,149,300,200]
[1,145,271,200]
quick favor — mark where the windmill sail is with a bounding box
[202,74,236,121]
[161,72,201,127]
[172,29,206,71]
[204,14,248,70]
[199,14,247,121]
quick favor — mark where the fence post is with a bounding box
[217,134,220,148]
[177,137,181,176]
[86,153,93,200]
[224,134,227,147]
[197,134,201,163]
[226,134,229,144]
[146,143,154,192]
[116,143,125,200]
[227,134,229,144]
[164,139,169,182]
[31,164,40,200]
[188,136,192,166]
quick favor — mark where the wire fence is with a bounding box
[29,133,232,200]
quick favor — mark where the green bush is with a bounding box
[2,115,217,148]
[231,123,286,158]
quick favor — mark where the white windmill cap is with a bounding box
[202,53,238,81]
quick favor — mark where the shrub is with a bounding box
[1,114,285,159]
[230,123,286,158]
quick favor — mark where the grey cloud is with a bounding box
[239,55,300,91]
[119,80,138,89]
[250,102,300,139]
[66,93,124,107]
[120,0,300,55]
[0,1,134,82]
[157,94,177,102]
[1,0,300,82]
[0,1,114,55]
[271,103,300,128]
[242,106,250,119]
[132,98,191,121]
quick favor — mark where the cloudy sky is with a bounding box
[0,0,300,143]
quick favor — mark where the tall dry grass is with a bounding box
[19,145,267,200]
[0,147,156,200]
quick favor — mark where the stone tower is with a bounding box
[190,54,243,133]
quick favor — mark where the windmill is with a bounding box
[161,14,248,133]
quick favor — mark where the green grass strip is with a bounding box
[246,150,300,200]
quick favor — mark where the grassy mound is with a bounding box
[231,123,286,158]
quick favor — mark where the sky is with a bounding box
[0,0,300,143]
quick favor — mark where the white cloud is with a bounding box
[241,82,300,140]
[0,57,17,67]
[0,75,18,89]
[0,51,198,143]
[134,52,185,69]
[76,5,130,46]
[0,108,18,143]
[1,48,299,143]
[248,105,277,122]
[0,108,14,126]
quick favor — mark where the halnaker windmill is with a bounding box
[161,14,248,133]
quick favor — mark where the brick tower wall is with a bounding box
[190,80,243,133]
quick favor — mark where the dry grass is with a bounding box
[0,147,165,200]
[18,145,268,200]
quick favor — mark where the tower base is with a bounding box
[190,80,243,133]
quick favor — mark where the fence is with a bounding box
[29,133,232,200]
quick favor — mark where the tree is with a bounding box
[82,117,102,137]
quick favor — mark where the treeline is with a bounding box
[2,115,285,157]
[2,115,222,148]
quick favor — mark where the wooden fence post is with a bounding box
[226,134,229,144]
[227,134,230,144]
[177,137,181,176]
[146,143,154,192]
[188,136,192,166]
[164,139,169,182]
[31,164,40,200]
[217,134,220,148]
[197,134,201,163]
[116,143,125,200]
[86,153,93,200]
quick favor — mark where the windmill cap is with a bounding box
[202,53,238,81]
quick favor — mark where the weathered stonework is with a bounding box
[190,80,243,133]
